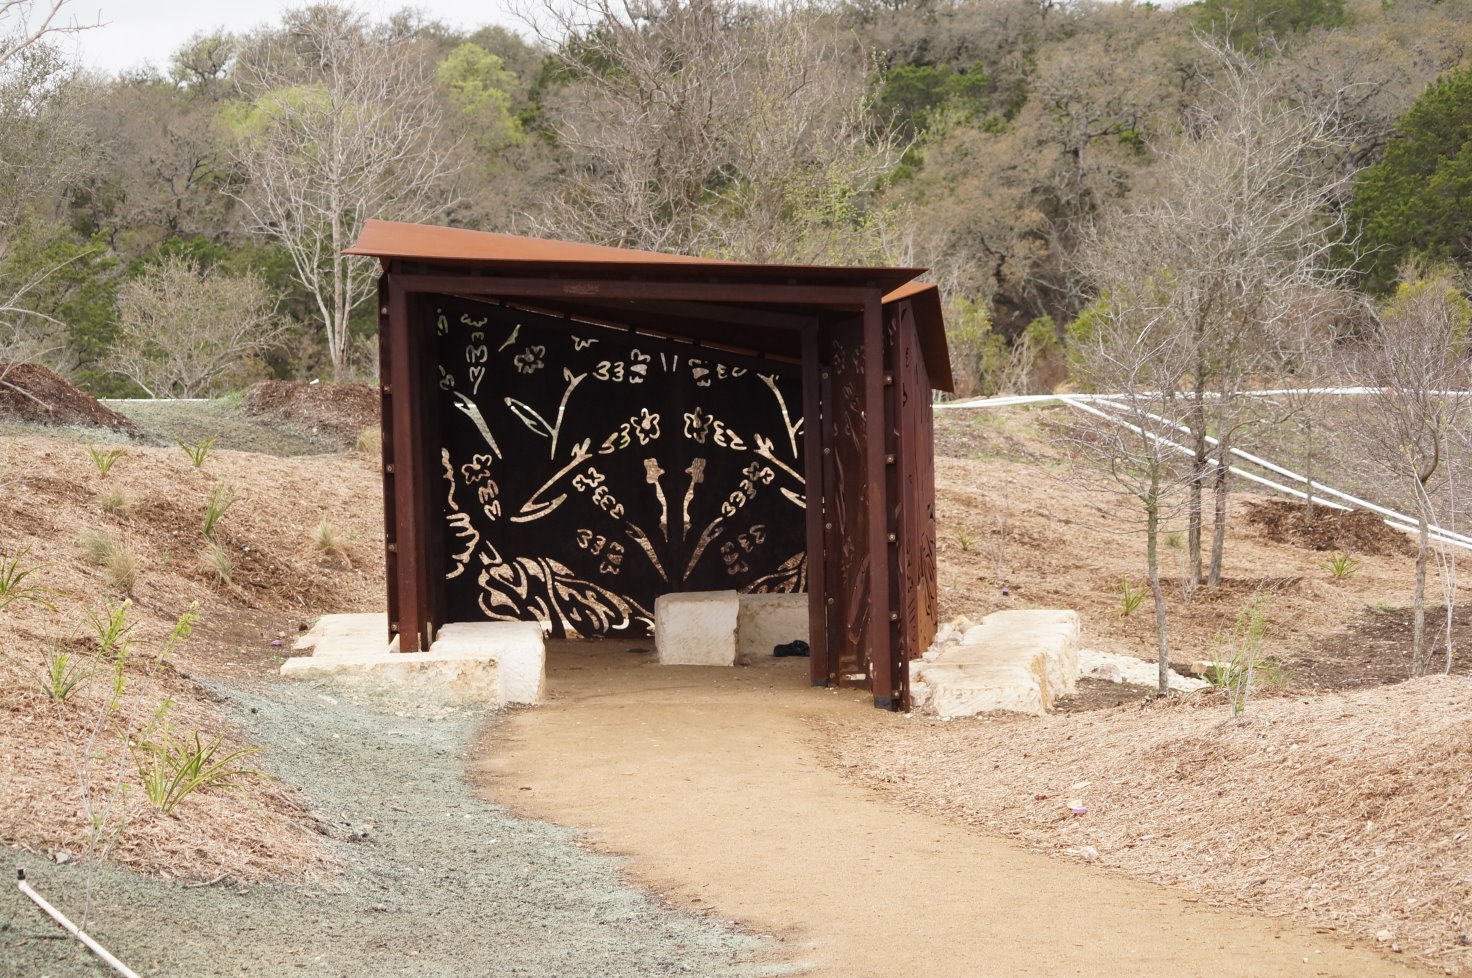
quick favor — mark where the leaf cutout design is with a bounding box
[504,397,554,440]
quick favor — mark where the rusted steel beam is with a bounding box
[377,275,399,646]
[801,318,829,687]
[818,319,844,688]
[387,276,430,652]
[863,290,897,710]
[408,290,445,645]
[393,272,872,309]
[882,304,906,709]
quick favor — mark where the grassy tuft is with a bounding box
[354,426,382,456]
[80,529,137,594]
[202,481,236,538]
[96,483,131,516]
[200,539,233,586]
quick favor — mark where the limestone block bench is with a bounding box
[282,613,546,708]
[654,591,809,666]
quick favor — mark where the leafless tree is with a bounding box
[525,0,900,264]
[227,4,461,379]
[1066,223,1198,693]
[1078,37,1355,589]
[112,254,288,398]
[1350,266,1471,676]
[0,0,95,67]
[0,0,98,397]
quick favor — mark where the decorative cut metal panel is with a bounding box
[822,319,873,687]
[890,301,939,707]
[432,297,806,637]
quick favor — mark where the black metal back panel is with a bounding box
[433,297,806,637]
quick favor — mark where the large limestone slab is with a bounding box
[736,593,809,659]
[922,662,1045,718]
[291,612,395,658]
[914,609,1081,718]
[282,614,546,708]
[655,591,740,666]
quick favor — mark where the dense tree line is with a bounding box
[2,0,1471,395]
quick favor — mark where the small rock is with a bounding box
[1391,944,1402,954]
[350,824,373,841]
[1375,930,1393,943]
[53,850,73,865]
[1067,845,1099,862]
[370,903,388,913]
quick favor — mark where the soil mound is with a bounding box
[1244,497,1411,556]
[240,381,379,441]
[0,363,139,435]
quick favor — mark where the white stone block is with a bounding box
[736,593,809,658]
[293,612,392,658]
[912,608,1082,717]
[924,662,1044,718]
[281,614,545,708]
[280,647,501,708]
[655,591,740,666]
[432,621,546,706]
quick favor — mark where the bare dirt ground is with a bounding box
[3,681,777,978]
[4,394,1468,976]
[1,397,776,976]
[480,643,1432,978]
[930,406,1472,683]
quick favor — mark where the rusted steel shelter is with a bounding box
[349,219,952,710]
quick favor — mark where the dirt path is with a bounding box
[3,680,772,978]
[477,643,1431,978]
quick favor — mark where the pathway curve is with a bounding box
[478,643,1430,978]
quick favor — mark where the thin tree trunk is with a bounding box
[1209,437,1229,586]
[1413,512,1428,676]
[1146,478,1170,695]
[1187,391,1206,587]
[1303,418,1314,519]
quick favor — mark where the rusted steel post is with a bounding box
[863,289,896,709]
[387,275,430,652]
[801,318,830,686]
[377,272,400,646]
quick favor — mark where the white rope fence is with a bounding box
[945,389,1472,554]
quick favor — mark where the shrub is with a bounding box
[179,436,218,468]
[86,444,126,476]
[132,718,262,814]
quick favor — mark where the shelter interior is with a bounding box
[351,220,951,710]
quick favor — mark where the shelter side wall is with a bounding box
[891,300,940,707]
[821,314,875,690]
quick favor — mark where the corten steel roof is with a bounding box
[348,219,953,390]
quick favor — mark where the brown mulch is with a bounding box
[1293,604,1472,691]
[829,675,1472,973]
[1243,498,1412,557]
[0,432,385,883]
[240,381,378,441]
[0,363,139,435]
